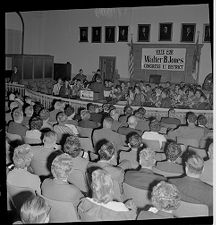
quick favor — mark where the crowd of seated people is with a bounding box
[5,89,213,223]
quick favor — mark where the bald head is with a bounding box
[127,116,138,129]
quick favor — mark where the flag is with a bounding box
[128,37,134,80]
[192,33,201,81]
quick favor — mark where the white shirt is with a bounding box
[52,83,62,95]
[142,131,166,148]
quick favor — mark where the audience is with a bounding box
[52,78,63,96]
[78,110,100,129]
[22,104,34,128]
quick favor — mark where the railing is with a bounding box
[5,83,213,128]
[5,83,25,97]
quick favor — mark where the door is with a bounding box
[99,56,116,82]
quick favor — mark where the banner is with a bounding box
[141,48,186,71]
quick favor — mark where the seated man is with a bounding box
[52,78,62,96]
[134,110,150,133]
[64,104,78,126]
[169,153,213,216]
[92,117,126,153]
[160,108,181,129]
[109,108,122,132]
[78,110,100,129]
[153,142,184,175]
[88,75,105,97]
[142,119,166,150]
[87,103,103,124]
[7,107,28,138]
[160,89,172,108]
[117,116,143,136]
[39,109,53,130]
[124,147,166,190]
[118,105,133,125]
[49,100,65,124]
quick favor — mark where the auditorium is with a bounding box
[4,2,213,224]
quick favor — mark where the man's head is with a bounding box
[128,133,143,149]
[12,108,24,123]
[56,112,67,124]
[63,135,82,158]
[186,112,197,125]
[124,105,133,116]
[29,116,43,131]
[110,109,119,121]
[24,105,34,118]
[80,110,91,121]
[87,103,95,113]
[168,108,176,118]
[139,147,156,168]
[127,116,138,129]
[185,153,204,178]
[42,130,57,147]
[149,119,161,132]
[39,109,50,121]
[103,117,114,129]
[64,105,75,119]
[197,114,207,126]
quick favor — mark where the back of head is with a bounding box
[20,196,50,224]
[39,109,50,121]
[197,114,207,126]
[139,147,156,168]
[43,130,57,146]
[98,142,115,161]
[186,153,204,176]
[29,116,43,131]
[87,103,95,113]
[13,144,33,169]
[91,169,114,204]
[186,112,197,124]
[128,133,142,149]
[165,142,182,162]
[127,115,138,128]
[124,105,133,115]
[150,119,161,132]
[51,153,73,180]
[63,135,81,158]
[24,104,34,117]
[56,112,67,123]
[64,105,75,117]
[134,111,144,120]
[12,107,23,123]
[151,181,180,211]
[80,110,91,120]
[103,117,113,129]
[168,108,175,117]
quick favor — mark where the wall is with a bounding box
[5,4,212,84]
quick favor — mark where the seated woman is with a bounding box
[137,181,180,220]
[15,195,50,224]
[7,144,41,194]
[89,141,125,201]
[41,153,83,209]
[78,168,137,221]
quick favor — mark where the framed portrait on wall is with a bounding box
[92,27,102,43]
[138,24,150,42]
[159,23,172,41]
[203,24,210,42]
[181,23,196,42]
[118,26,128,42]
[105,26,115,43]
[79,27,88,42]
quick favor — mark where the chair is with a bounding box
[152,167,183,178]
[174,201,209,217]
[6,132,22,142]
[24,136,42,145]
[177,137,199,149]
[79,137,94,152]
[7,183,36,212]
[67,168,89,193]
[77,126,93,138]
[123,183,150,208]
[38,194,80,223]
[149,74,161,84]
[30,158,50,177]
[142,139,164,152]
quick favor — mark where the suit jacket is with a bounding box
[117,126,143,136]
[119,149,139,169]
[154,161,184,174]
[78,119,99,129]
[41,178,83,208]
[7,121,28,137]
[160,117,181,126]
[92,128,126,151]
[124,168,167,190]
[90,112,103,124]
[169,175,213,216]
[135,119,150,133]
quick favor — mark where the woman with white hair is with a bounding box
[7,144,41,194]
[78,168,137,221]
[137,181,181,219]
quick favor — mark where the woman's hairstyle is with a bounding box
[98,142,115,161]
[91,169,114,204]
[29,116,43,130]
[51,153,73,180]
[20,196,50,224]
[13,144,33,169]
[197,114,207,126]
[39,109,50,120]
[56,112,67,123]
[12,108,23,122]
[151,181,180,211]
[128,133,142,148]
[186,153,204,175]
[165,142,182,162]
[63,135,82,158]
[80,110,91,120]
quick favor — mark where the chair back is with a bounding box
[68,168,89,193]
[177,137,199,149]
[152,167,183,178]
[6,132,22,142]
[7,183,35,211]
[38,194,80,223]
[30,158,50,177]
[24,136,42,145]
[79,137,94,152]
[187,146,207,159]
[123,183,150,208]
[149,74,161,84]
[142,139,163,152]
[77,126,93,138]
[174,201,209,217]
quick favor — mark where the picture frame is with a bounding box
[118,26,128,42]
[105,26,115,43]
[138,24,151,42]
[203,24,210,43]
[181,23,196,43]
[159,23,172,41]
[92,27,102,43]
[79,27,88,42]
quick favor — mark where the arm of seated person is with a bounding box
[118,159,133,170]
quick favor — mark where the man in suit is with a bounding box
[160,25,170,41]
[87,103,103,124]
[124,147,167,190]
[89,75,105,98]
[78,110,100,129]
[169,153,213,216]
[139,26,149,41]
[160,108,181,129]
[182,26,194,42]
